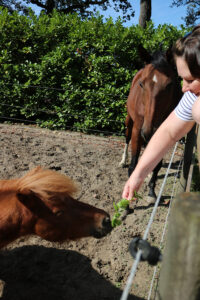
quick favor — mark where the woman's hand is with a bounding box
[122,173,143,200]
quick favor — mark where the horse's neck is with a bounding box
[0,190,21,249]
[0,189,36,249]
[0,178,17,187]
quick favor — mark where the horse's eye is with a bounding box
[54,210,64,217]
[139,81,144,88]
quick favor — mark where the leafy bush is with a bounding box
[0,8,188,134]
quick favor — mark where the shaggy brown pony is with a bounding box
[0,167,112,248]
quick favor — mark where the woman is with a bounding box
[122,26,200,200]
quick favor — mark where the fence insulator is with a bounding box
[129,237,162,266]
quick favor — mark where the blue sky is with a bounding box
[98,0,188,28]
[30,0,188,28]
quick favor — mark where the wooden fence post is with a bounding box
[196,125,200,171]
[176,125,196,194]
[157,192,200,300]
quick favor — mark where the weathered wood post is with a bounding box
[157,192,200,300]
[196,125,200,171]
[176,125,196,194]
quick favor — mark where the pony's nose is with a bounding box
[101,216,112,234]
[102,216,112,228]
[92,215,112,238]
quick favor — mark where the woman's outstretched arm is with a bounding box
[122,111,195,200]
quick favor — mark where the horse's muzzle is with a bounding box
[141,126,157,144]
[141,128,151,144]
[92,216,112,238]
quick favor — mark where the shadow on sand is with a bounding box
[0,245,144,300]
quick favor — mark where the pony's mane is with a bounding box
[17,167,77,199]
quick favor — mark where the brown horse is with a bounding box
[119,50,182,203]
[0,167,112,248]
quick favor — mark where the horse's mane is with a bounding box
[150,51,172,76]
[17,167,77,199]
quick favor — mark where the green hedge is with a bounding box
[0,8,188,134]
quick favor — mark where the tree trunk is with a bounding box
[139,0,151,28]
[46,0,56,14]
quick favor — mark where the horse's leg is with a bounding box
[128,122,142,177]
[128,152,139,177]
[119,114,133,167]
[147,159,163,204]
[122,123,142,217]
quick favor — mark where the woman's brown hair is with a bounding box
[173,25,200,78]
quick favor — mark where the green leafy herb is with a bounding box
[111,192,142,228]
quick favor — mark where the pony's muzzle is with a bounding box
[92,216,112,238]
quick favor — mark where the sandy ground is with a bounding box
[0,123,183,300]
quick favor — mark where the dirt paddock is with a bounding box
[0,123,183,300]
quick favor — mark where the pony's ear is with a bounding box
[17,189,48,216]
[20,166,43,181]
[26,166,42,176]
[17,189,39,210]
[32,166,42,172]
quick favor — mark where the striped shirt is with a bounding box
[174,91,197,121]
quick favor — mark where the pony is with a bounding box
[119,49,182,203]
[0,167,112,248]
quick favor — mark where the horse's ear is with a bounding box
[33,166,42,172]
[17,189,41,213]
[20,166,43,181]
[137,44,152,64]
[17,189,51,217]
[27,166,42,176]
[165,46,174,64]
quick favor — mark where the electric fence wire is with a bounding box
[120,141,179,300]
[147,149,184,300]
[0,81,128,99]
[0,102,123,124]
[0,115,124,136]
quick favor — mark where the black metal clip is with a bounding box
[129,237,162,266]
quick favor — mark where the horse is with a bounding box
[119,49,182,203]
[0,167,112,248]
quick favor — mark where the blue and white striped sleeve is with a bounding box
[174,91,197,121]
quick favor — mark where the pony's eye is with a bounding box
[54,210,64,217]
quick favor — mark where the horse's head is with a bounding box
[137,51,182,142]
[0,167,112,248]
[123,45,182,188]
[17,189,112,241]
